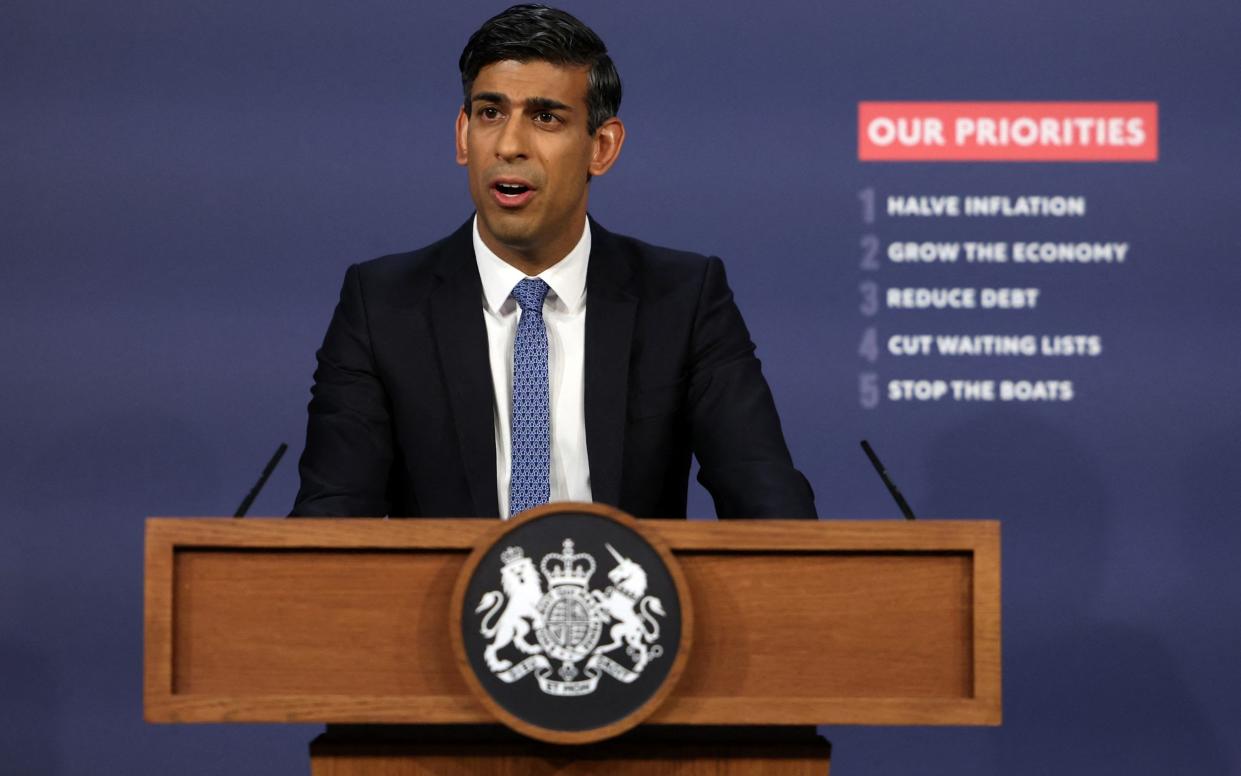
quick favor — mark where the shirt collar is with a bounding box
[473,215,591,315]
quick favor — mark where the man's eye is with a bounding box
[535,112,559,124]
[479,106,500,119]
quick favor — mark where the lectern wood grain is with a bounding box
[173,550,470,696]
[145,518,999,726]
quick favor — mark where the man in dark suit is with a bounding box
[293,4,815,520]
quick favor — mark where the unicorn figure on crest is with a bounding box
[591,543,665,672]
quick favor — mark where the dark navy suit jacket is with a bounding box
[292,218,816,519]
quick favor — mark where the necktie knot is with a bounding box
[511,278,551,312]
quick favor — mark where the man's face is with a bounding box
[456,59,623,268]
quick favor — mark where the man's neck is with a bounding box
[479,217,587,276]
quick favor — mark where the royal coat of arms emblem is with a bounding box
[474,538,666,697]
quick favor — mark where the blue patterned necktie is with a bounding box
[508,278,551,517]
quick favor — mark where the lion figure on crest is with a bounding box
[592,544,665,672]
[476,547,544,672]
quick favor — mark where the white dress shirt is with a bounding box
[473,216,592,518]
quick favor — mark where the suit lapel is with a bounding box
[429,221,500,517]
[584,220,638,507]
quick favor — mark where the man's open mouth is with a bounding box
[491,180,535,207]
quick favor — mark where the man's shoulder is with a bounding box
[348,219,475,303]
[590,220,727,298]
[594,221,716,267]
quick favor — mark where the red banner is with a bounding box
[858,101,1158,161]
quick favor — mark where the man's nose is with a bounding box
[495,115,529,161]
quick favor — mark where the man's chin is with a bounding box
[478,213,540,251]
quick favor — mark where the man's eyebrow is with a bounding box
[471,91,508,105]
[525,97,572,112]
[469,93,573,112]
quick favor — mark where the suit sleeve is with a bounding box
[687,257,817,519]
[291,264,395,516]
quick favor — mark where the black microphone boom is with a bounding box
[234,442,288,518]
[860,439,917,521]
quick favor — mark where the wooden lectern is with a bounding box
[144,517,1000,774]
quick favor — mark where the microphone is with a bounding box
[860,440,917,521]
[234,442,288,518]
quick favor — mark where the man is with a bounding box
[293,4,815,520]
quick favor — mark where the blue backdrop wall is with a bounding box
[3,1,1239,773]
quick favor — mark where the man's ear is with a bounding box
[455,108,469,166]
[588,117,626,177]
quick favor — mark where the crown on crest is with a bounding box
[540,538,596,586]
[500,546,526,566]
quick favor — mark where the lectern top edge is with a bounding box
[146,516,998,554]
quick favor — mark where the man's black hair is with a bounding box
[459,4,622,135]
